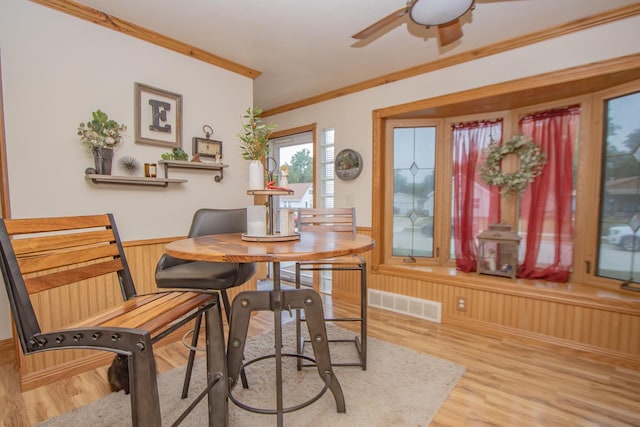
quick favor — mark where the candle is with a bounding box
[487,249,497,272]
[246,205,266,236]
[279,209,296,235]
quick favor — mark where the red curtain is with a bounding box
[452,120,502,272]
[518,105,580,282]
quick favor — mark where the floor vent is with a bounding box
[368,289,441,323]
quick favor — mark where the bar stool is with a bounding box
[295,207,367,370]
[155,208,256,396]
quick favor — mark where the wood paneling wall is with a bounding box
[15,240,257,391]
[333,228,640,368]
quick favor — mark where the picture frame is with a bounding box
[193,137,222,159]
[134,82,183,148]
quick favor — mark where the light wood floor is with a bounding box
[1,291,639,426]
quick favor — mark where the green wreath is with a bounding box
[479,134,547,195]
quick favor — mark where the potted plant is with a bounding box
[237,107,276,189]
[77,109,127,175]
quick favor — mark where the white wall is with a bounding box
[269,16,640,228]
[1,3,638,342]
[0,0,254,339]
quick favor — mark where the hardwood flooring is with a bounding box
[1,289,639,426]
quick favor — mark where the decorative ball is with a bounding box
[85,167,97,175]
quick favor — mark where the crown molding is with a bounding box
[262,3,640,116]
[30,0,262,80]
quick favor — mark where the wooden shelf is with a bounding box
[158,160,227,182]
[85,174,187,187]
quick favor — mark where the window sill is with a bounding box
[373,263,640,314]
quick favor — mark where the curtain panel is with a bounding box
[518,105,580,282]
[452,120,502,272]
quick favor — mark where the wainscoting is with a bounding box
[332,228,640,369]
[13,238,257,391]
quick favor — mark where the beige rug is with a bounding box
[38,322,464,426]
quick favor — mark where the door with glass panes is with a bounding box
[270,132,314,285]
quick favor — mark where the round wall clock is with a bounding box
[335,149,363,181]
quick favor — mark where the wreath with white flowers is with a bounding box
[479,134,547,195]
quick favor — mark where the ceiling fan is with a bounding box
[352,0,499,47]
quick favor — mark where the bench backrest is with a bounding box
[0,213,135,353]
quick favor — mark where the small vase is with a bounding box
[92,147,114,175]
[248,160,264,190]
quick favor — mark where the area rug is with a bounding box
[38,322,464,426]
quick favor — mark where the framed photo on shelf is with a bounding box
[134,82,183,148]
[193,137,222,159]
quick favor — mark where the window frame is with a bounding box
[577,80,640,286]
[372,69,640,291]
[384,118,452,267]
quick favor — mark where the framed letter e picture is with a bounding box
[135,82,183,148]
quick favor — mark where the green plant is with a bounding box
[77,109,127,150]
[237,107,277,160]
[161,148,189,161]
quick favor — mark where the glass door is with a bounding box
[270,132,314,285]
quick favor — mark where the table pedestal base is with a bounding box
[227,270,345,426]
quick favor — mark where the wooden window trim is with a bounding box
[372,55,640,292]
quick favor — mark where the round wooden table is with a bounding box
[166,231,375,426]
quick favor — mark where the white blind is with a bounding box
[321,128,335,208]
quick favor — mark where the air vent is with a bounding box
[368,289,441,323]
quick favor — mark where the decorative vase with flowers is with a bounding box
[77,109,127,175]
[237,107,276,190]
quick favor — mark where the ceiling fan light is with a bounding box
[409,0,474,26]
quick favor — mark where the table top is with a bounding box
[165,231,375,263]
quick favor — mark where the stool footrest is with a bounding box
[299,316,362,322]
[298,336,364,369]
[229,353,339,414]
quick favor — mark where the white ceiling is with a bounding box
[71,0,639,110]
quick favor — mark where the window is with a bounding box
[597,91,640,284]
[392,125,436,259]
[321,128,335,208]
[374,74,640,289]
[384,119,450,266]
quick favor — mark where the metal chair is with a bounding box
[0,214,228,426]
[295,207,367,370]
[155,208,256,396]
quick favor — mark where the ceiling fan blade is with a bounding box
[351,6,409,39]
[437,19,463,46]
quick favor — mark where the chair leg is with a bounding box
[181,313,202,398]
[129,335,162,427]
[182,291,249,398]
[204,294,229,426]
[221,290,249,389]
[360,262,367,370]
[295,262,368,370]
[295,262,304,370]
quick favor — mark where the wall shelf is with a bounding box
[85,174,187,188]
[158,160,228,182]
